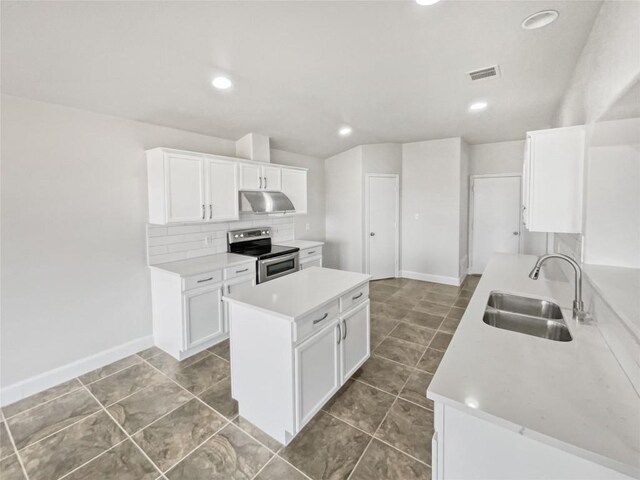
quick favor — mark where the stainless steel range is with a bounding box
[228,227,300,284]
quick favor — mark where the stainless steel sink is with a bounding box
[487,292,563,319]
[483,292,572,342]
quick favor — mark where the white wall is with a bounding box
[584,118,640,268]
[324,143,403,273]
[0,94,323,392]
[324,146,363,272]
[458,140,470,278]
[469,140,525,175]
[361,143,402,175]
[401,138,465,284]
[554,2,640,127]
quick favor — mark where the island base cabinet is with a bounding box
[294,320,341,428]
[432,403,633,480]
[340,301,370,382]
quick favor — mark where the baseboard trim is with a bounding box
[400,270,463,287]
[0,335,154,407]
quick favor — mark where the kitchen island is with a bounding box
[224,267,371,444]
[428,254,639,480]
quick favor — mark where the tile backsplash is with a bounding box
[147,214,295,265]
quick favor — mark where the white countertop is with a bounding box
[149,253,254,277]
[224,267,370,320]
[278,239,324,250]
[428,253,640,478]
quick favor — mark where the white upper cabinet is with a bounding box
[206,159,239,221]
[147,148,240,225]
[239,163,282,191]
[282,168,308,214]
[239,163,262,190]
[262,165,282,191]
[147,148,307,224]
[162,152,206,223]
[523,126,585,233]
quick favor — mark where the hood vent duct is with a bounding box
[239,191,296,214]
[467,65,501,81]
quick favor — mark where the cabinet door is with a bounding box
[207,159,239,221]
[239,163,261,190]
[295,320,340,428]
[184,284,224,349]
[223,275,256,332]
[300,257,322,270]
[281,168,307,214]
[165,153,206,223]
[340,301,370,382]
[262,165,282,191]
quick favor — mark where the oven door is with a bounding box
[258,252,300,283]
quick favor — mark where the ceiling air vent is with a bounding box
[467,65,501,81]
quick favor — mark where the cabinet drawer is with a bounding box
[224,263,256,281]
[300,246,322,258]
[340,283,369,312]
[183,270,223,291]
[294,300,340,343]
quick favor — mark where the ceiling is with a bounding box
[1,1,601,158]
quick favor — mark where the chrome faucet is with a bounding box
[529,254,586,320]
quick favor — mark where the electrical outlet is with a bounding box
[414,213,420,220]
[306,223,310,231]
[204,234,214,245]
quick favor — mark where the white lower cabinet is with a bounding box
[150,262,256,360]
[340,301,370,381]
[295,320,341,427]
[184,284,224,350]
[299,245,323,270]
[432,402,634,480]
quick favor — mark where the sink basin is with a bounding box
[483,292,572,342]
[487,292,563,319]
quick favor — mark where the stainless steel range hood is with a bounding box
[239,191,296,214]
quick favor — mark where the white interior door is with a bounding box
[368,175,398,279]
[470,176,521,274]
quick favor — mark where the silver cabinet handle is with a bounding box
[312,313,329,324]
[202,204,205,220]
[513,231,520,236]
[342,319,347,340]
[352,292,363,300]
[337,323,342,344]
[307,251,316,255]
[227,285,231,294]
[197,277,213,283]
[370,232,376,237]
[209,204,213,219]
[264,176,268,189]
[259,176,263,189]
[236,268,249,274]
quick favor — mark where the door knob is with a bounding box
[513,232,520,236]
[370,232,376,236]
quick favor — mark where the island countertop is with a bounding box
[224,266,371,321]
[427,253,640,478]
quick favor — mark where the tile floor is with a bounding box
[0,275,480,480]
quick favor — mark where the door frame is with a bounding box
[364,174,400,278]
[468,174,522,274]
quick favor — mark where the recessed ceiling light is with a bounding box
[338,126,352,136]
[521,10,559,30]
[469,101,488,112]
[212,76,232,90]
[416,0,440,5]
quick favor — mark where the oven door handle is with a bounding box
[260,252,299,265]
